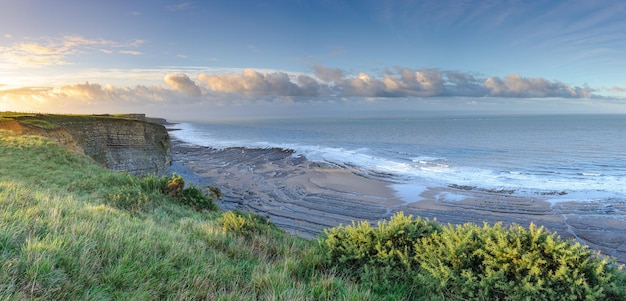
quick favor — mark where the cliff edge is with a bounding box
[0,113,172,175]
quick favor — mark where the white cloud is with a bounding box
[198,69,320,96]
[0,35,145,67]
[313,65,344,82]
[119,50,143,55]
[166,2,194,12]
[484,74,592,98]
[164,74,201,97]
[1,65,614,120]
[319,67,592,98]
[609,86,626,93]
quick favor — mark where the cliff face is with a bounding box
[0,115,172,176]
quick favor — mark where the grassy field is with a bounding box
[0,130,375,300]
[1,128,625,300]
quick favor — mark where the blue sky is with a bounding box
[1,0,626,120]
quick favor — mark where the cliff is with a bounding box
[0,113,172,175]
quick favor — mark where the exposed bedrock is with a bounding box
[171,139,626,265]
[0,115,172,175]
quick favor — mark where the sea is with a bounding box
[170,114,626,204]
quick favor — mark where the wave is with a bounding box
[171,122,626,201]
[579,172,602,177]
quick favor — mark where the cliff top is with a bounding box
[0,111,172,175]
[0,112,166,130]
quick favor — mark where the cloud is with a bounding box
[610,86,626,93]
[313,65,344,82]
[320,67,591,98]
[164,74,201,97]
[484,74,592,98]
[166,2,194,12]
[2,66,609,119]
[119,50,143,55]
[0,35,145,67]
[198,69,321,96]
[1,66,596,106]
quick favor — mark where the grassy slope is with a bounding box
[2,121,625,300]
[0,130,374,300]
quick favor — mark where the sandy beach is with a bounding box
[170,137,626,264]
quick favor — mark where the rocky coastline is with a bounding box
[170,137,626,264]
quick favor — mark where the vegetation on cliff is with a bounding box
[1,128,625,300]
[0,130,371,299]
[0,112,172,175]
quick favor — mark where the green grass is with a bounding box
[0,130,375,300]
[1,128,625,300]
[0,112,150,129]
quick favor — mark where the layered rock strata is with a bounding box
[171,139,626,265]
[0,115,171,175]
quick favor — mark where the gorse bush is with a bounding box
[319,212,626,300]
[319,212,441,294]
[219,210,276,237]
[103,173,219,213]
[415,222,626,300]
[176,183,219,211]
[163,173,184,196]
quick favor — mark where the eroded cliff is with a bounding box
[0,114,172,175]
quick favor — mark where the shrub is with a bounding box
[103,174,219,213]
[319,212,441,293]
[318,212,626,299]
[138,174,169,192]
[163,173,184,197]
[219,210,275,236]
[104,186,153,213]
[203,185,222,199]
[175,184,219,211]
[414,222,626,300]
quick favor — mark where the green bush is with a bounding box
[318,212,626,300]
[104,186,153,213]
[164,173,184,196]
[138,174,169,192]
[219,210,276,236]
[176,184,219,211]
[414,222,626,300]
[319,212,441,293]
[103,173,219,213]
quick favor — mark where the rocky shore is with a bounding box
[170,138,626,264]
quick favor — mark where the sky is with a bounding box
[1,0,626,120]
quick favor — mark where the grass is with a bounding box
[1,128,625,300]
[0,130,375,300]
[0,112,151,130]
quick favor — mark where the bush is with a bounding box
[104,186,154,213]
[319,212,441,293]
[104,173,219,213]
[138,174,169,192]
[176,184,219,211]
[163,173,184,196]
[318,212,626,300]
[219,210,275,237]
[414,222,626,300]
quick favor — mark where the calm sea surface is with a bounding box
[172,114,626,202]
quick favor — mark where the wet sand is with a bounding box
[170,138,626,264]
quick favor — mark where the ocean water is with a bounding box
[171,114,626,203]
